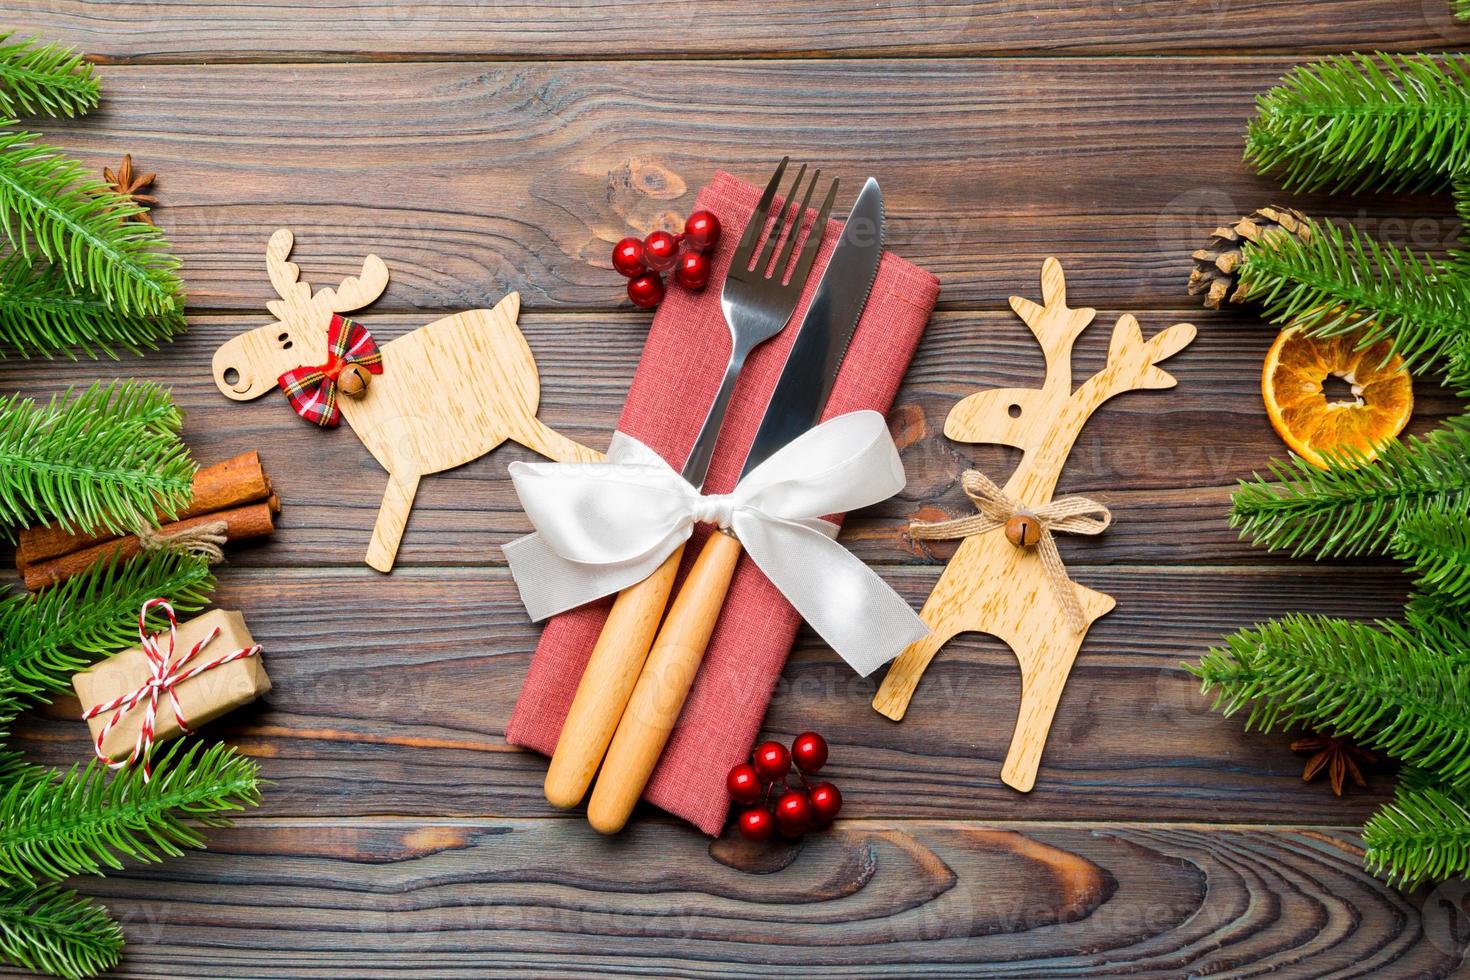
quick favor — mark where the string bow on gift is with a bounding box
[277,313,383,427]
[909,470,1111,633]
[81,598,262,780]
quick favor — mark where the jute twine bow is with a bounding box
[909,470,1111,633]
[136,519,229,563]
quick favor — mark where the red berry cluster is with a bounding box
[726,732,841,842]
[612,210,722,309]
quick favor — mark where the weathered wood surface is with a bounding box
[5,564,1414,823]
[3,2,1469,976]
[9,1,1466,59]
[9,60,1462,315]
[50,821,1466,977]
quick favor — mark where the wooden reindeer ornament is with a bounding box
[872,258,1195,792]
[211,229,599,572]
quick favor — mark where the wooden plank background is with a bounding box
[3,3,1469,976]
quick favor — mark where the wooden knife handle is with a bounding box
[543,545,685,809]
[586,530,744,834]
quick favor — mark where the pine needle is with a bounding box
[0,253,186,359]
[1364,769,1470,886]
[0,34,98,120]
[1231,415,1470,559]
[1190,613,1470,788]
[0,125,182,315]
[1458,0,1470,22]
[1237,219,1470,374]
[0,552,214,701]
[1246,53,1470,193]
[0,741,260,886]
[1393,509,1470,612]
[0,381,195,536]
[0,884,122,979]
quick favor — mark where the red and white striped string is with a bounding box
[81,598,261,780]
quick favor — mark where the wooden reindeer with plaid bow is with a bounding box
[872,258,1194,792]
[211,229,598,572]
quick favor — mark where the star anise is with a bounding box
[1291,734,1376,796]
[100,154,158,225]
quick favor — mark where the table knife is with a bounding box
[587,177,885,834]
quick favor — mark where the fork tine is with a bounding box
[756,163,806,276]
[772,168,820,283]
[787,177,839,291]
[731,157,788,270]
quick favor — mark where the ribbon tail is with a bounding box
[738,516,929,677]
[502,530,685,621]
[1038,532,1087,634]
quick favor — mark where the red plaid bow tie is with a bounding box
[277,314,384,427]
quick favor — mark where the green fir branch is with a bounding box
[0,381,195,536]
[0,552,213,701]
[0,34,98,120]
[0,741,260,886]
[1458,0,1470,22]
[1231,415,1470,559]
[0,254,186,358]
[1237,219,1470,374]
[0,884,122,979]
[1393,509,1470,612]
[1189,613,1470,787]
[1363,770,1470,886]
[0,126,181,315]
[1245,53,1470,192]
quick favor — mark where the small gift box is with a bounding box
[72,605,270,766]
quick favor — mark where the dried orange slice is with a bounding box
[1261,324,1413,468]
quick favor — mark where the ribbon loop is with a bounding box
[909,470,1111,633]
[80,599,263,780]
[277,314,384,427]
[503,411,929,676]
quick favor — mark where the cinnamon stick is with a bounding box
[17,451,271,567]
[23,502,276,591]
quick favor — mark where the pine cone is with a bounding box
[1188,206,1314,310]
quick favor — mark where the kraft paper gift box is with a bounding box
[72,608,271,762]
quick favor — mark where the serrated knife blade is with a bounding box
[739,177,885,477]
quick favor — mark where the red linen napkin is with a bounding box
[506,170,939,835]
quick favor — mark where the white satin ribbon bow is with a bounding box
[502,410,929,676]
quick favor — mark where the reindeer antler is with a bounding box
[1083,314,1197,402]
[317,254,390,314]
[263,228,390,320]
[1009,257,1097,395]
[265,229,317,323]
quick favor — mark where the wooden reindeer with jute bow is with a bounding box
[211,229,599,572]
[872,258,1195,792]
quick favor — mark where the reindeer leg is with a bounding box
[872,614,963,721]
[511,414,602,464]
[365,470,421,573]
[1000,632,1082,793]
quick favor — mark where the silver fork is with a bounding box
[541,157,838,812]
[681,157,839,486]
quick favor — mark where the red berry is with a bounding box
[626,272,664,308]
[791,731,828,773]
[737,806,774,842]
[611,237,647,278]
[752,740,790,781]
[643,230,679,271]
[774,790,812,837]
[684,210,722,251]
[674,250,710,290]
[726,763,763,805]
[809,781,842,825]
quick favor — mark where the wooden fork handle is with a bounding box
[587,530,744,834]
[543,545,685,809]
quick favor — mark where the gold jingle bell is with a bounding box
[337,362,372,399]
[1004,514,1041,548]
